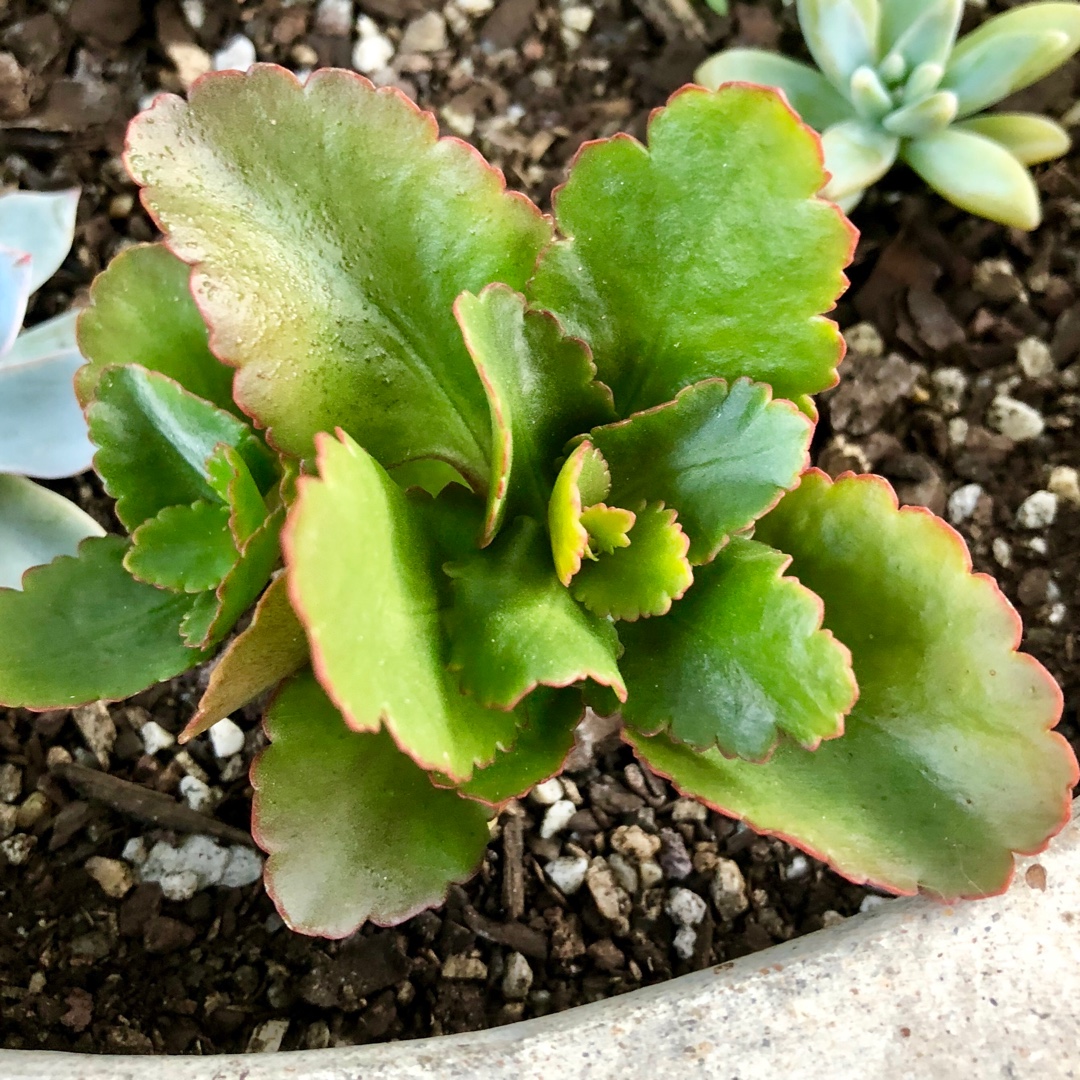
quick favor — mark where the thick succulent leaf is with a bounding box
[588,379,811,565]
[0,536,205,708]
[620,537,854,762]
[902,130,1041,230]
[0,475,105,590]
[455,688,583,806]
[0,188,79,293]
[124,500,238,593]
[580,503,635,555]
[879,0,963,70]
[795,0,879,89]
[284,430,519,780]
[76,243,237,415]
[0,350,95,478]
[627,471,1077,900]
[572,502,693,621]
[944,4,1080,117]
[444,517,625,709]
[955,113,1071,166]
[0,247,31,357]
[820,120,900,201]
[87,365,253,530]
[253,670,491,937]
[694,49,854,131]
[548,440,610,586]
[529,84,853,411]
[455,285,613,544]
[126,66,552,479]
[881,91,958,138]
[3,310,78,370]
[389,458,470,498]
[181,572,307,741]
[205,442,268,545]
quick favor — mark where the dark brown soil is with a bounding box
[2,0,1077,1057]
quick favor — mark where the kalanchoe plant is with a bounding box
[0,67,1074,937]
[697,0,1080,227]
[0,188,100,590]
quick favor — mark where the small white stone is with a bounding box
[1016,491,1058,529]
[502,952,533,1000]
[175,750,209,784]
[948,417,969,446]
[247,1019,289,1054]
[181,0,205,29]
[529,777,564,806]
[213,34,257,73]
[0,763,21,803]
[987,396,1045,442]
[179,774,214,813]
[585,858,630,933]
[441,103,475,138]
[1048,602,1068,625]
[1017,337,1056,380]
[122,836,149,865]
[948,483,983,525]
[544,854,588,895]
[672,924,698,961]
[442,955,488,980]
[219,754,246,782]
[167,41,212,89]
[784,854,811,881]
[0,804,17,840]
[158,869,199,901]
[639,858,664,889]
[353,20,395,74]
[931,367,968,414]
[992,538,1012,568]
[457,0,494,14]
[140,720,175,756]
[400,11,447,53]
[670,797,708,824]
[139,834,231,893]
[711,859,749,921]
[1048,465,1080,506]
[221,845,264,887]
[27,971,45,995]
[666,886,707,927]
[72,702,116,768]
[85,856,134,898]
[45,746,71,769]
[540,799,577,839]
[560,777,582,805]
[561,5,594,33]
[1,833,35,865]
[314,0,353,36]
[610,824,662,863]
[208,717,245,759]
[1028,536,1049,555]
[607,851,639,894]
[843,321,885,358]
[859,893,889,913]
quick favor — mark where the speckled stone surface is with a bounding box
[4,801,1078,1079]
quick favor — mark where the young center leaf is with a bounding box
[284,429,520,780]
[125,65,552,482]
[588,378,812,565]
[0,536,205,709]
[125,500,239,592]
[528,84,854,413]
[253,670,491,938]
[454,285,613,544]
[620,536,855,762]
[547,440,619,586]
[444,516,625,709]
[630,472,1078,899]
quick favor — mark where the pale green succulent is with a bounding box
[697,1,1080,228]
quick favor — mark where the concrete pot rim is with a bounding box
[3,798,1078,1079]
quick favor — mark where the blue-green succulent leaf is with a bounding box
[955,113,1071,166]
[796,0,880,89]
[0,189,79,293]
[821,120,900,201]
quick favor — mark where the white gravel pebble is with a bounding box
[1017,337,1056,380]
[666,886,707,927]
[0,804,16,840]
[639,858,664,889]
[843,321,884,358]
[1016,490,1058,529]
[122,836,148,865]
[1049,602,1068,625]
[221,845,264,887]
[181,0,205,29]
[1048,465,1080,506]
[539,798,577,838]
[987,396,1045,441]
[561,5,594,32]
[711,859,750,921]
[0,834,35,865]
[586,858,631,934]
[208,717,245,759]
[353,17,395,74]
[314,0,353,36]
[784,854,811,881]
[136,834,234,893]
[859,894,889,914]
[931,367,968,414]
[247,1019,289,1054]
[213,34,257,72]
[992,538,1012,568]
[400,11,447,53]
[610,824,662,862]
[529,777,565,806]
[607,851,639,894]
[544,854,588,895]
[140,720,175,756]
[502,952,533,1000]
[72,702,115,768]
[160,869,202,902]
[85,856,134,898]
[670,797,708,824]
[0,763,21,803]
[179,774,214,813]
[457,0,494,14]
[947,483,983,524]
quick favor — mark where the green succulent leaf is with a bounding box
[76,243,237,415]
[902,129,1041,230]
[253,670,491,937]
[389,458,470,498]
[125,500,238,593]
[0,536,205,709]
[881,91,958,138]
[205,442,270,545]
[454,285,613,544]
[529,84,853,411]
[630,471,1077,900]
[588,378,811,566]
[620,536,854,762]
[126,66,552,480]
[454,687,583,807]
[182,571,307,742]
[580,504,635,555]
[879,0,963,71]
[954,112,1071,166]
[548,440,611,586]
[572,502,693,621]
[0,474,105,591]
[944,4,1080,118]
[694,49,855,131]
[284,429,520,780]
[444,517,625,710]
[820,120,900,201]
[795,0,879,90]
[87,365,255,531]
